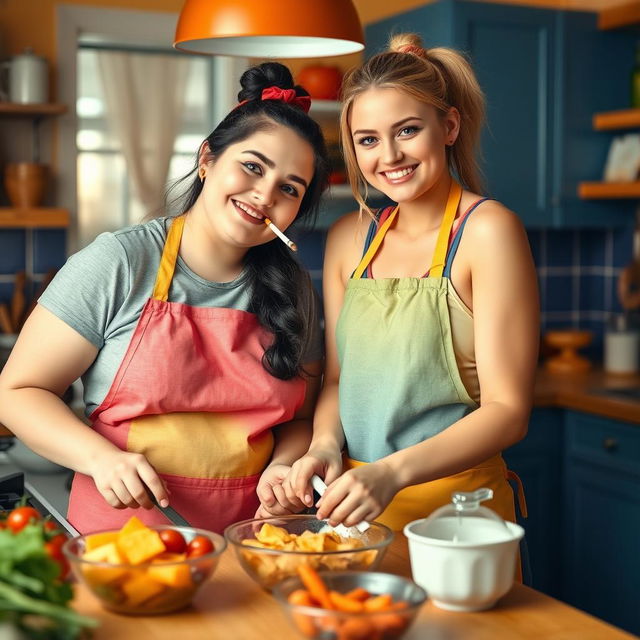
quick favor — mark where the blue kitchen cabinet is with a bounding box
[365,0,636,227]
[563,411,640,636]
[503,408,563,597]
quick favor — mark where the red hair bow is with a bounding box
[236,86,312,113]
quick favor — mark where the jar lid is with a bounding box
[407,488,513,545]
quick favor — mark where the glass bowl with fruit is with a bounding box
[62,516,226,615]
[224,515,394,591]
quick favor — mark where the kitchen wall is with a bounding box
[0,0,637,361]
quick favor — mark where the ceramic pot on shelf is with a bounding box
[4,162,47,208]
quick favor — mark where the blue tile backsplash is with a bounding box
[0,229,67,312]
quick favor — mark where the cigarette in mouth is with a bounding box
[264,218,297,251]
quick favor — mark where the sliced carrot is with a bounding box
[297,564,333,610]
[371,611,408,634]
[329,590,365,613]
[288,589,315,606]
[344,587,371,602]
[288,589,318,637]
[363,593,393,612]
[292,611,318,638]
[336,617,380,640]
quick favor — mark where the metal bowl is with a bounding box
[273,570,427,639]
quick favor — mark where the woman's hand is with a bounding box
[256,463,306,516]
[316,461,399,527]
[89,449,169,510]
[285,444,343,508]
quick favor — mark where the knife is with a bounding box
[144,484,191,527]
[311,474,370,533]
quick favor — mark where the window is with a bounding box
[76,46,213,247]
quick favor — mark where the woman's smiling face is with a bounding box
[349,87,458,203]
[200,122,315,249]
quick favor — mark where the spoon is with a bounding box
[311,474,370,536]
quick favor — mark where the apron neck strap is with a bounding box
[352,206,399,279]
[429,180,462,279]
[351,180,462,280]
[152,215,185,302]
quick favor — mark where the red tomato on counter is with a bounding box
[187,535,214,558]
[6,506,41,533]
[44,540,70,579]
[159,528,187,554]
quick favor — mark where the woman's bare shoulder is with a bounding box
[463,198,526,242]
[326,210,373,253]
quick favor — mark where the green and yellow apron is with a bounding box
[335,181,526,532]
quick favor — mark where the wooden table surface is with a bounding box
[71,536,636,640]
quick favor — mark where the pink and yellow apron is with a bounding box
[336,181,526,533]
[68,214,306,534]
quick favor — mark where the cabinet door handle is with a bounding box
[602,437,618,452]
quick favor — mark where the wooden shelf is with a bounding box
[0,103,67,117]
[0,208,70,228]
[578,181,640,199]
[593,108,640,130]
[599,1,640,30]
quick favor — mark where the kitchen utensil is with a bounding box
[273,570,426,640]
[10,271,25,330]
[543,329,593,374]
[618,219,640,311]
[0,303,13,333]
[143,483,191,527]
[224,514,393,591]
[404,488,524,612]
[63,525,226,615]
[4,162,47,208]
[604,312,640,375]
[311,474,370,536]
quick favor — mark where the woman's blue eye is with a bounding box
[281,184,299,197]
[357,136,377,146]
[243,161,262,174]
[399,126,420,136]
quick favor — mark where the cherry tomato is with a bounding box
[159,528,187,554]
[48,532,68,549]
[43,520,61,534]
[6,506,41,533]
[44,540,70,579]
[186,535,214,558]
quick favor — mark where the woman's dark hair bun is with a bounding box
[238,62,305,102]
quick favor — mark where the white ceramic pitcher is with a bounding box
[2,48,48,104]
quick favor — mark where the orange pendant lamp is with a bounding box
[174,0,364,58]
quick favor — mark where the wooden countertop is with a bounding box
[71,536,635,639]
[534,367,640,424]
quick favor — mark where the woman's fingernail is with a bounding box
[305,494,312,506]
[160,499,169,508]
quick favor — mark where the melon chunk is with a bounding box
[81,542,128,583]
[148,553,192,588]
[116,515,147,541]
[121,572,166,606]
[85,531,118,551]
[118,528,166,565]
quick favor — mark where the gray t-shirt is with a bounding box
[39,217,322,416]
